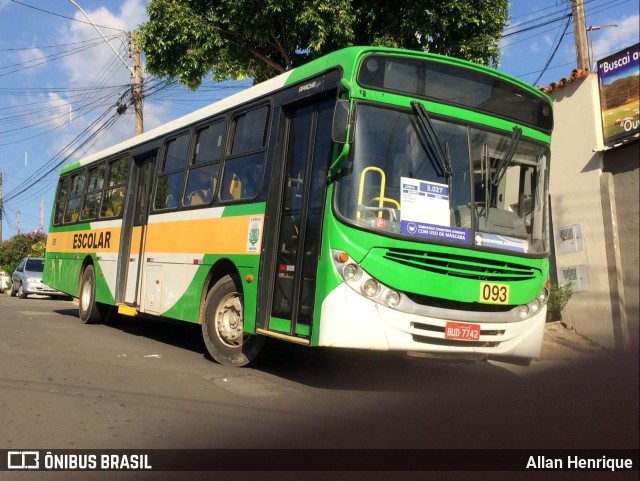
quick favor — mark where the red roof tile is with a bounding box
[538,69,591,94]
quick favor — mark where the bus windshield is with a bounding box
[335,103,550,255]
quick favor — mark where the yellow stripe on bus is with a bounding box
[47,215,262,256]
[47,227,121,254]
[145,215,261,254]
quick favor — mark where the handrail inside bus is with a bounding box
[357,166,387,219]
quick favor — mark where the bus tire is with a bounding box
[201,274,264,367]
[79,265,105,324]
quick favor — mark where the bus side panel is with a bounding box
[94,256,117,305]
[140,207,265,326]
[310,184,346,346]
[158,254,260,333]
[44,253,81,297]
[45,223,121,303]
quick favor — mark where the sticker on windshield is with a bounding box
[475,232,529,253]
[400,178,470,243]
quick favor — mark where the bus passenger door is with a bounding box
[116,152,155,306]
[263,97,334,339]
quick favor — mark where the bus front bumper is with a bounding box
[318,283,546,361]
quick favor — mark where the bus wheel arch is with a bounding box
[201,264,264,366]
[78,259,108,324]
[200,258,239,311]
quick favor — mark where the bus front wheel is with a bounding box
[202,274,264,367]
[79,265,106,324]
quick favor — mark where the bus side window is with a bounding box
[80,163,106,221]
[154,133,190,210]
[63,170,87,224]
[183,121,224,207]
[53,176,71,226]
[219,105,269,202]
[99,156,130,219]
[229,106,269,155]
[220,153,264,201]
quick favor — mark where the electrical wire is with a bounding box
[9,0,127,32]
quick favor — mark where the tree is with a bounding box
[0,230,47,278]
[138,0,509,88]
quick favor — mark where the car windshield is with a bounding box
[25,259,45,272]
[334,103,550,255]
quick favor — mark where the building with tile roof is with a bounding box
[542,68,638,350]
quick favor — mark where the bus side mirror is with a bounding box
[332,100,352,144]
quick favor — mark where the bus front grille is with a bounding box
[383,248,537,282]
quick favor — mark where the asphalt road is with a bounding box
[0,294,637,480]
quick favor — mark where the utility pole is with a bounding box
[40,197,44,231]
[132,37,144,136]
[0,172,3,242]
[17,211,20,234]
[586,25,618,70]
[571,0,590,70]
[68,1,143,135]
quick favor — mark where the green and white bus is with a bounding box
[45,46,553,366]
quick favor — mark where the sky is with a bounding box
[0,0,638,240]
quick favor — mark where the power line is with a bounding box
[503,0,629,39]
[9,0,126,33]
[0,34,123,52]
[503,12,572,38]
[504,0,633,82]
[2,101,127,203]
[533,13,573,85]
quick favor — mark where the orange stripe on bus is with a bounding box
[47,227,122,253]
[47,215,262,256]
[144,216,260,254]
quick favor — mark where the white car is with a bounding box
[10,257,66,299]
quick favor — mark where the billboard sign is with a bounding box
[597,43,639,146]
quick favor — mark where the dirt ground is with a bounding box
[539,321,608,361]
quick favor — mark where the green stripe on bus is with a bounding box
[220,202,266,217]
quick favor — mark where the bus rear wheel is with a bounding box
[202,274,264,366]
[79,265,107,324]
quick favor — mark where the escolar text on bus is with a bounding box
[72,231,111,249]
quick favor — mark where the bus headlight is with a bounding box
[332,250,403,309]
[343,263,361,281]
[515,288,549,320]
[517,305,529,319]
[530,298,541,313]
[362,279,380,297]
[384,290,401,307]
[538,288,549,303]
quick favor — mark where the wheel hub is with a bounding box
[216,294,244,346]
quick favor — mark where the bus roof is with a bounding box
[61,46,551,174]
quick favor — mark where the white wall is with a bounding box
[548,74,616,348]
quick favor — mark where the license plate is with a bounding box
[444,322,481,341]
[479,282,510,304]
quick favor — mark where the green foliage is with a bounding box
[547,282,573,313]
[138,0,509,88]
[0,230,47,277]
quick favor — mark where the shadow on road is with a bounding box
[52,308,82,318]
[67,311,519,393]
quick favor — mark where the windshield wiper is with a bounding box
[491,126,522,187]
[410,101,453,178]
